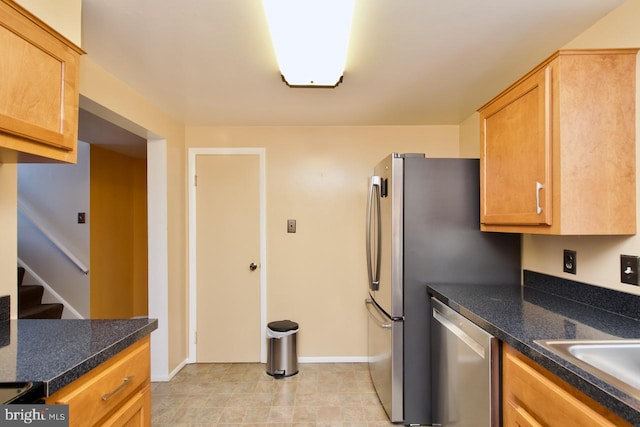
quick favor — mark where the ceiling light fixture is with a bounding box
[262,0,355,88]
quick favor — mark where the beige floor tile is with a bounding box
[151,362,394,426]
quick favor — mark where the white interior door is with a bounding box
[195,153,261,362]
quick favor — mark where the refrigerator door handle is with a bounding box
[365,298,392,329]
[366,176,382,291]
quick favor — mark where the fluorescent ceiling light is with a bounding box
[262,0,355,87]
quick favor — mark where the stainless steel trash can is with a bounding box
[266,320,298,378]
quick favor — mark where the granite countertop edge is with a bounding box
[0,318,158,398]
[427,283,640,426]
[45,320,158,396]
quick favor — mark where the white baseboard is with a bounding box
[151,358,188,382]
[153,356,368,382]
[298,356,368,363]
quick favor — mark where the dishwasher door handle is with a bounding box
[432,307,486,358]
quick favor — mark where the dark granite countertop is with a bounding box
[0,318,157,397]
[428,270,640,426]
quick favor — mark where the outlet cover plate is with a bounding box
[563,249,577,274]
[620,255,640,285]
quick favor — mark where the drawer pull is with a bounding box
[535,181,544,214]
[101,375,135,401]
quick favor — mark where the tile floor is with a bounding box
[151,362,395,426]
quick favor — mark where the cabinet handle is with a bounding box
[535,181,544,214]
[101,375,135,401]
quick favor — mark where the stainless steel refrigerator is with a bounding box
[364,153,520,425]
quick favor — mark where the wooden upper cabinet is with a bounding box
[481,65,552,227]
[0,0,84,163]
[479,49,638,235]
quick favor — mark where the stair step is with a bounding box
[16,266,64,320]
[17,267,25,286]
[18,303,64,319]
[18,285,44,309]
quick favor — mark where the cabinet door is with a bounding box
[101,385,151,427]
[0,0,82,162]
[502,344,631,427]
[46,337,151,427]
[480,66,552,226]
[504,399,543,427]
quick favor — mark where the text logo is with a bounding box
[1,405,68,426]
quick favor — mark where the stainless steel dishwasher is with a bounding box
[431,297,499,427]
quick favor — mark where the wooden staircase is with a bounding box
[17,267,63,319]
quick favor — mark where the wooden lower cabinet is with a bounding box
[502,343,631,427]
[46,336,151,427]
[101,385,151,427]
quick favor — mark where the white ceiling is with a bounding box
[80,0,625,129]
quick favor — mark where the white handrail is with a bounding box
[17,197,89,274]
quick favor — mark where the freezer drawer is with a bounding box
[365,298,403,423]
[431,297,498,427]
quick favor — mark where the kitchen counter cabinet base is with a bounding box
[502,343,631,427]
[46,336,151,427]
[101,385,151,427]
[428,278,640,425]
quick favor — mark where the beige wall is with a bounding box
[186,126,458,357]
[79,57,188,373]
[0,0,82,319]
[13,0,82,46]
[459,112,481,158]
[521,0,640,296]
[458,0,640,296]
[0,164,17,318]
[4,0,637,370]
[133,156,149,316]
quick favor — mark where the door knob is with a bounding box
[249,262,258,271]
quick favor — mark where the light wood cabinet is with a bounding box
[46,336,151,427]
[0,0,84,163]
[502,343,631,427]
[101,385,151,427]
[479,49,638,235]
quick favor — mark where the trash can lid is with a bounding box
[268,320,298,332]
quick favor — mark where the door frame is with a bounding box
[187,147,267,364]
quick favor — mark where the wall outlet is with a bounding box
[563,249,576,274]
[620,255,640,285]
[287,219,296,233]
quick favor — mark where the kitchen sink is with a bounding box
[534,339,640,399]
